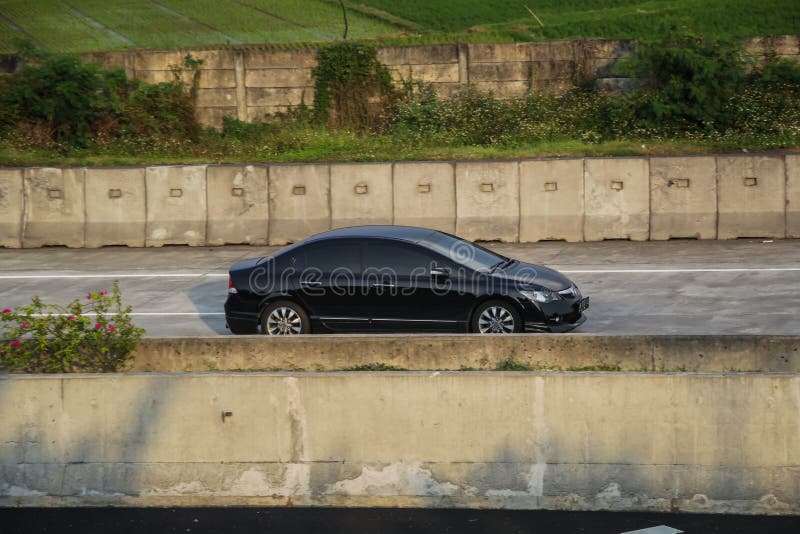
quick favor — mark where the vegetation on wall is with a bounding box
[1,32,799,166]
[0,45,202,153]
[312,41,394,131]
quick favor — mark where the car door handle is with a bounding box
[300,280,322,287]
[371,283,395,288]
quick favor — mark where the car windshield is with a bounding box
[421,231,508,272]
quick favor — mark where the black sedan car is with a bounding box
[225,226,588,335]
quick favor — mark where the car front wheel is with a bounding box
[471,300,522,334]
[261,300,310,335]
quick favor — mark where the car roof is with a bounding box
[303,225,438,244]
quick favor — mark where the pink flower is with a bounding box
[67,315,75,321]
[94,322,102,330]
[87,293,92,300]
[11,340,20,348]
[20,322,29,329]
[1,308,11,314]
[106,324,116,333]
[99,291,108,296]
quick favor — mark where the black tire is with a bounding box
[471,299,522,334]
[260,300,311,335]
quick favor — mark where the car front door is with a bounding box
[362,239,474,332]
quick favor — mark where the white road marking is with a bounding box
[30,312,225,317]
[0,273,228,279]
[0,267,799,280]
[559,267,800,273]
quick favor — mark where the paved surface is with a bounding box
[0,239,798,337]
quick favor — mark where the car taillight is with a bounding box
[228,277,238,294]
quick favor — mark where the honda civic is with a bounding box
[225,225,589,335]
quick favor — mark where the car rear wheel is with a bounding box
[472,300,521,334]
[261,300,310,335]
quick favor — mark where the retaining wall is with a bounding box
[2,370,800,513]
[69,36,800,128]
[1,153,797,248]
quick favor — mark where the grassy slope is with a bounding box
[1,0,798,53]
[358,0,800,41]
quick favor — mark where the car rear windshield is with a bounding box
[421,231,507,272]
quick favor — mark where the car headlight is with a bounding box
[520,288,561,304]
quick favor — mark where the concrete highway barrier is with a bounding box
[268,163,330,245]
[2,367,799,513]
[22,167,85,248]
[455,160,520,242]
[145,165,207,246]
[85,167,146,248]
[126,335,800,373]
[0,169,22,248]
[519,158,584,242]
[584,158,649,241]
[717,155,786,239]
[206,165,269,246]
[330,163,393,229]
[1,153,798,248]
[786,154,800,238]
[392,162,456,233]
[649,156,717,240]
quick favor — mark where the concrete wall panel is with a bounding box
[392,162,455,233]
[785,155,799,238]
[330,163,393,229]
[207,165,268,246]
[584,158,649,241]
[268,164,330,245]
[85,168,146,247]
[455,161,519,242]
[22,167,85,248]
[145,166,207,246]
[3,372,800,514]
[717,156,785,239]
[519,159,584,242]
[0,169,23,248]
[650,156,717,240]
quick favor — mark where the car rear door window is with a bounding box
[302,241,361,275]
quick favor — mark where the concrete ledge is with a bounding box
[128,335,800,373]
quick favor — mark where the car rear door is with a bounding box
[293,239,369,331]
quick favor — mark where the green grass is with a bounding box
[0,0,797,53]
[358,0,800,41]
[3,133,794,169]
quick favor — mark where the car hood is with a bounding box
[493,261,572,291]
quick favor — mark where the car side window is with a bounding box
[363,241,440,277]
[302,241,361,275]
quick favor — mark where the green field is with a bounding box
[0,0,798,53]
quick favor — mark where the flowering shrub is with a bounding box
[0,282,144,373]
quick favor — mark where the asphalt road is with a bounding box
[2,507,800,534]
[0,239,798,337]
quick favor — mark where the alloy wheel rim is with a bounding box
[478,306,515,334]
[266,307,302,335]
